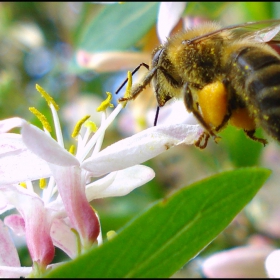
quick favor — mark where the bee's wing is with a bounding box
[189,19,280,44]
[234,19,280,44]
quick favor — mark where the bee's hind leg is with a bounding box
[183,82,220,148]
[244,129,268,146]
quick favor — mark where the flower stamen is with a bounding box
[96,92,114,112]
[107,230,117,240]
[35,84,59,111]
[69,144,76,155]
[19,182,27,188]
[121,71,132,108]
[84,120,98,133]
[35,84,64,147]
[39,178,47,189]
[72,115,91,138]
[29,107,52,133]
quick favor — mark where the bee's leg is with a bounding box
[183,83,220,146]
[116,63,149,95]
[118,64,156,103]
[244,130,268,146]
[195,131,210,149]
[215,111,232,132]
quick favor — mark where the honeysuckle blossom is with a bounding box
[202,244,275,278]
[0,83,203,277]
[265,249,280,278]
[77,2,187,72]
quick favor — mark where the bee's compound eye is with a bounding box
[152,48,164,67]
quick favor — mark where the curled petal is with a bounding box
[86,165,155,200]
[4,214,25,236]
[202,245,275,278]
[0,133,51,185]
[265,249,280,278]
[21,122,79,167]
[82,124,203,176]
[51,218,77,259]
[0,117,24,133]
[49,165,100,249]
[0,220,20,267]
[0,186,55,267]
[86,172,117,201]
[77,50,150,72]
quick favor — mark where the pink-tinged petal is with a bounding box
[0,117,24,133]
[265,249,280,278]
[0,133,51,184]
[77,50,150,72]
[0,266,32,278]
[4,214,25,236]
[86,165,155,200]
[51,218,77,259]
[0,185,55,267]
[0,220,20,267]
[24,200,54,267]
[82,124,203,176]
[157,2,187,43]
[21,122,79,167]
[202,245,275,278]
[49,165,100,249]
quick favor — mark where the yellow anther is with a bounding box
[29,107,52,132]
[84,120,98,133]
[36,84,59,111]
[125,71,132,98]
[72,115,91,138]
[96,92,114,112]
[39,178,47,189]
[136,116,147,130]
[120,71,133,108]
[69,144,76,155]
[19,182,27,188]
[107,230,117,240]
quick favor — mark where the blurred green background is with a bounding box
[1,2,280,276]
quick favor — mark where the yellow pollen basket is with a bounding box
[230,108,256,130]
[197,81,227,128]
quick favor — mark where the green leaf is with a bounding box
[219,126,264,167]
[77,2,159,52]
[45,167,270,278]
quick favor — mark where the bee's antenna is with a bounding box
[154,106,160,126]
[115,63,149,95]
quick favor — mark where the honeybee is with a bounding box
[117,19,280,149]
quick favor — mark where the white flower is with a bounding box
[265,249,280,278]
[0,84,203,277]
